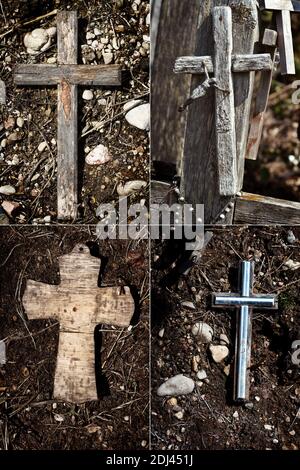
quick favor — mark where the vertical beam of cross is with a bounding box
[235,261,253,401]
[212,261,278,401]
[213,7,237,196]
[57,11,78,220]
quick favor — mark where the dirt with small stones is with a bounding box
[0,227,149,450]
[0,0,149,224]
[152,227,300,450]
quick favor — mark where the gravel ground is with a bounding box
[0,0,149,224]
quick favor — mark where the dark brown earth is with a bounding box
[0,226,149,450]
[151,226,300,450]
[0,0,149,224]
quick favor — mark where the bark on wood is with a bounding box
[181,0,259,223]
[246,29,278,161]
[14,64,122,86]
[22,244,135,403]
[174,54,272,74]
[213,7,237,196]
[234,193,300,224]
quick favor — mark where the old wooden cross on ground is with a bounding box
[15,11,121,220]
[23,244,134,403]
[260,0,300,75]
[174,6,273,196]
[212,261,278,402]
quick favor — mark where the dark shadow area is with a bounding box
[94,325,110,399]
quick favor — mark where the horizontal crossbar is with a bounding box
[212,294,277,309]
[174,53,273,74]
[14,64,122,86]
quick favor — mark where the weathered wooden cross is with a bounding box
[22,244,134,403]
[15,11,121,221]
[174,6,273,196]
[212,261,278,402]
[260,0,300,75]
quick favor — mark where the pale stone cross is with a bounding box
[212,261,278,402]
[260,0,300,75]
[174,6,273,197]
[22,244,134,403]
[14,11,121,221]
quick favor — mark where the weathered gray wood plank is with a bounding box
[234,193,300,224]
[14,64,121,86]
[151,0,203,167]
[57,11,78,220]
[246,29,278,161]
[276,9,295,74]
[262,0,293,11]
[0,80,5,105]
[181,0,259,223]
[213,7,237,196]
[174,54,272,74]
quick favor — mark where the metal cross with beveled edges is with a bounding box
[260,0,300,75]
[174,6,273,197]
[22,244,134,403]
[14,11,121,221]
[212,261,278,402]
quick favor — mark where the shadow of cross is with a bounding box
[212,261,278,403]
[14,11,122,221]
[260,0,300,75]
[174,6,273,197]
[22,244,134,403]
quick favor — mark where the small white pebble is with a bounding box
[82,90,94,101]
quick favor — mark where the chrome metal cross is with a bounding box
[212,261,278,402]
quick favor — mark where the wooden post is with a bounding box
[57,11,78,220]
[22,244,135,403]
[151,0,203,171]
[213,7,237,196]
[246,29,278,161]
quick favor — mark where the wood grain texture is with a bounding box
[57,11,78,220]
[174,54,272,74]
[151,0,202,167]
[14,64,122,86]
[276,9,296,74]
[181,0,259,223]
[213,7,237,196]
[0,80,5,105]
[246,30,278,161]
[23,244,135,403]
[234,193,300,224]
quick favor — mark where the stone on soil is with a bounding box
[192,322,213,343]
[157,374,195,397]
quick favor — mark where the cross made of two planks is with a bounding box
[15,11,122,221]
